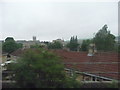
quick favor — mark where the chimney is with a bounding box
[87,43,96,56]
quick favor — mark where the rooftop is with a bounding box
[11,49,120,80]
[50,49,119,80]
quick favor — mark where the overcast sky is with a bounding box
[0,0,118,41]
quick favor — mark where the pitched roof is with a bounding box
[11,49,119,80]
[50,50,119,80]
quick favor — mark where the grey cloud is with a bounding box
[0,2,118,41]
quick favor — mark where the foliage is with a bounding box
[30,42,49,49]
[42,41,49,45]
[80,39,93,51]
[66,36,79,51]
[106,80,119,88]
[17,43,23,48]
[93,25,115,51]
[5,37,14,42]
[2,37,23,53]
[118,45,120,53]
[48,41,63,49]
[0,42,2,51]
[30,44,43,48]
[7,48,81,88]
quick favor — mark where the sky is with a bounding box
[0,0,119,41]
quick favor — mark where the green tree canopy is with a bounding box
[7,48,81,88]
[5,37,14,42]
[80,39,93,51]
[2,37,23,53]
[48,41,63,49]
[67,36,79,51]
[93,25,115,51]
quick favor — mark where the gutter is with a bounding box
[64,68,118,81]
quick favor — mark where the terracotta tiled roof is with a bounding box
[50,50,119,80]
[11,49,119,80]
[11,48,42,56]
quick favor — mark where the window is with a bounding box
[92,77,96,81]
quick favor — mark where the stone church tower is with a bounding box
[33,36,36,41]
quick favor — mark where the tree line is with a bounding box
[2,24,119,53]
[66,25,119,52]
[47,24,118,52]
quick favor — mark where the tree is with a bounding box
[67,36,79,51]
[93,25,115,51]
[17,43,23,48]
[7,48,81,88]
[118,45,120,53]
[5,37,14,42]
[48,41,63,49]
[81,39,92,51]
[2,37,23,53]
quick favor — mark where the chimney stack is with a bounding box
[87,43,97,56]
